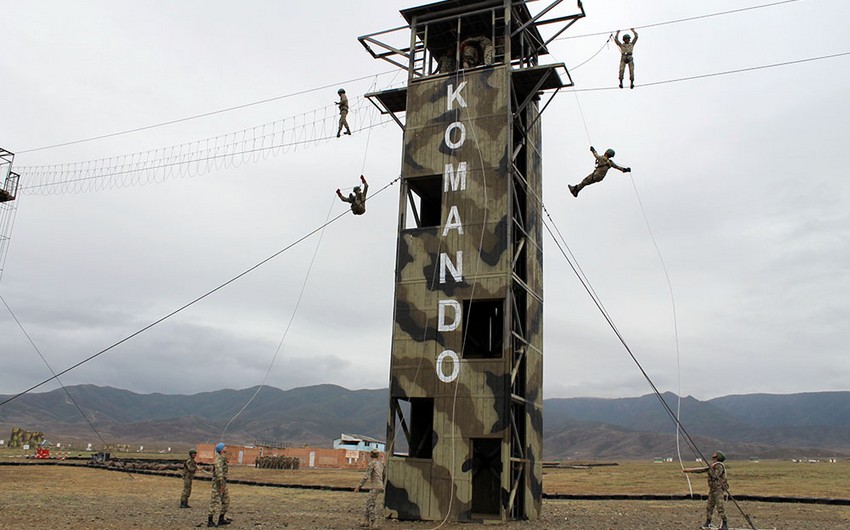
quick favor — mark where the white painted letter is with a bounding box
[445,122,466,149]
[438,299,461,332]
[442,205,464,236]
[440,251,463,284]
[444,162,467,192]
[447,82,468,111]
[436,350,460,383]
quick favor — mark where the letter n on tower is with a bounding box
[360,0,585,522]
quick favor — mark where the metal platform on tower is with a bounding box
[0,148,20,203]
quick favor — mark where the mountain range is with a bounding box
[1,384,848,459]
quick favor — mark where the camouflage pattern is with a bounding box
[8,427,44,448]
[339,182,369,215]
[337,93,351,135]
[705,461,728,522]
[208,452,230,517]
[255,455,300,469]
[359,458,386,526]
[690,461,728,524]
[570,148,628,195]
[383,62,544,522]
[614,30,638,84]
[181,455,198,505]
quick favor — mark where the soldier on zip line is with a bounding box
[337,175,369,215]
[568,146,631,197]
[615,28,639,89]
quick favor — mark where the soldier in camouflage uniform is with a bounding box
[337,175,369,215]
[336,88,352,137]
[615,28,638,89]
[684,450,729,530]
[180,449,198,508]
[354,449,385,529]
[568,146,631,197]
[207,443,231,527]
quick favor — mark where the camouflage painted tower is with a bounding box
[360,0,584,522]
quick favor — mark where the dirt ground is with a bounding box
[2,466,849,530]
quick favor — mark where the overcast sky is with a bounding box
[1,0,848,404]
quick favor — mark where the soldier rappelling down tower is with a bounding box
[568,146,631,197]
[337,175,369,215]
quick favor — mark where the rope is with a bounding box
[16,70,399,154]
[572,51,850,92]
[0,176,401,409]
[555,0,804,41]
[626,173,693,496]
[540,203,758,528]
[220,195,337,441]
[0,293,112,450]
[568,34,613,71]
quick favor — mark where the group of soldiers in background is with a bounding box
[255,454,300,470]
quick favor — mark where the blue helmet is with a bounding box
[215,443,225,453]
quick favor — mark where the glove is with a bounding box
[624,167,632,173]
[336,188,342,194]
[590,146,596,152]
[360,175,366,183]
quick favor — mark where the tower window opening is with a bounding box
[462,299,504,359]
[391,397,434,459]
[404,175,442,229]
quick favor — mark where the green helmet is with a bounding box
[189,449,197,455]
[604,148,615,158]
[713,450,726,462]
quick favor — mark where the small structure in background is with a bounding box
[194,439,385,470]
[334,434,387,466]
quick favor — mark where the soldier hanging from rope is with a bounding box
[568,146,631,197]
[615,28,638,89]
[335,88,352,137]
[337,175,369,215]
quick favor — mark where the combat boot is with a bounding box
[719,521,729,530]
[218,514,232,526]
[568,185,579,197]
[700,520,712,529]
[179,501,189,508]
[207,515,217,527]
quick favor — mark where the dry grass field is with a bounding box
[1,461,849,529]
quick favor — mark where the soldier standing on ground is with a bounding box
[207,443,231,528]
[568,146,631,197]
[337,175,369,215]
[336,88,352,137]
[354,449,385,529]
[615,28,638,89]
[180,449,198,508]
[684,450,729,530]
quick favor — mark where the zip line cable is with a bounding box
[220,195,337,441]
[220,93,381,440]
[0,293,111,450]
[16,70,398,154]
[555,0,804,41]
[573,51,850,92]
[539,207,757,528]
[0,175,401,409]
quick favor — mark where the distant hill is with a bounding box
[1,385,848,459]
